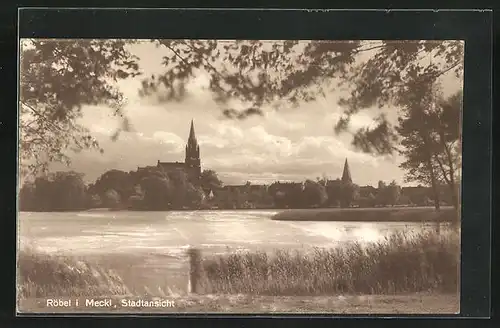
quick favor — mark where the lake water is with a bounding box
[18,209,447,258]
[18,210,455,295]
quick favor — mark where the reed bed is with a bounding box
[17,248,130,298]
[17,230,459,299]
[196,230,460,295]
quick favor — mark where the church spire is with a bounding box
[188,119,196,141]
[185,119,201,179]
[341,158,352,184]
[186,119,199,152]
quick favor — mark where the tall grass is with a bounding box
[196,230,460,295]
[17,248,130,299]
[18,230,459,300]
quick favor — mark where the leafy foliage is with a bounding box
[268,182,305,209]
[140,40,360,115]
[140,40,463,156]
[376,180,402,207]
[302,180,328,207]
[139,170,173,210]
[341,182,360,208]
[19,171,87,211]
[200,169,224,191]
[19,166,455,212]
[134,168,205,210]
[397,89,462,209]
[90,169,135,201]
[103,189,121,208]
[336,40,463,155]
[19,39,140,177]
[19,39,463,198]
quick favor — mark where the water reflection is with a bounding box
[18,210,455,257]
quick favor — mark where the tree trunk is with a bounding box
[418,114,440,211]
[425,158,441,211]
[438,131,459,211]
[449,181,459,210]
[425,156,442,235]
[446,155,459,211]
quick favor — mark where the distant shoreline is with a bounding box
[271,207,458,222]
[19,205,448,214]
[18,206,460,224]
[19,207,279,213]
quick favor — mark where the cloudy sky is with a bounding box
[47,40,462,187]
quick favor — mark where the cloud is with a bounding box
[349,113,379,131]
[190,121,382,184]
[89,124,115,137]
[51,42,411,186]
[152,131,185,152]
[266,111,307,132]
[63,100,400,186]
[246,126,294,156]
[197,135,230,149]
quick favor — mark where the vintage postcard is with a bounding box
[17,39,462,314]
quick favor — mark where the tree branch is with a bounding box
[20,101,88,152]
[20,101,65,134]
[433,154,451,186]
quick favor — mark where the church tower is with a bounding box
[341,158,352,184]
[185,119,201,179]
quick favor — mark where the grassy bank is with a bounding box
[196,231,459,295]
[17,249,131,299]
[271,207,459,222]
[17,230,459,313]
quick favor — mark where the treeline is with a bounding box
[264,179,454,210]
[19,167,215,212]
[19,167,457,212]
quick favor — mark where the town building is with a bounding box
[138,119,201,181]
[137,119,356,207]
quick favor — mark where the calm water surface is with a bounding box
[18,210,448,257]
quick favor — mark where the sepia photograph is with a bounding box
[17,39,462,314]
